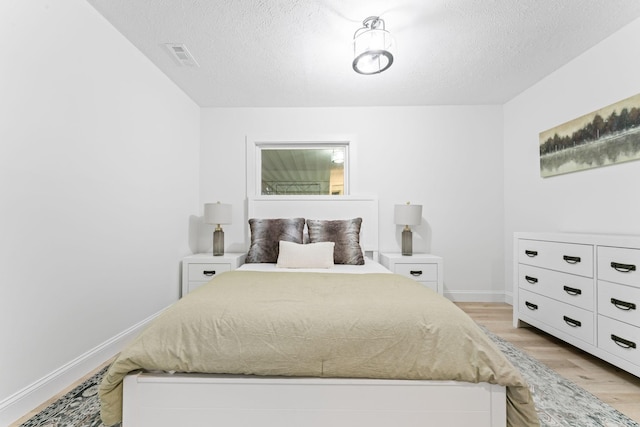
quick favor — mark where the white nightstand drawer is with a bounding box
[379,253,443,296]
[518,239,593,277]
[187,281,209,294]
[419,281,439,293]
[395,263,438,282]
[182,253,246,297]
[598,246,640,288]
[188,263,231,281]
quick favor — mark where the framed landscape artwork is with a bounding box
[539,92,640,177]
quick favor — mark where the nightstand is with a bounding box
[380,253,444,295]
[181,253,245,297]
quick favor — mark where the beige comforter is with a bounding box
[99,271,539,426]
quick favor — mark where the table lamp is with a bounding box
[394,202,422,256]
[204,202,232,256]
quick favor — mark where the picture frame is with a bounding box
[539,92,640,177]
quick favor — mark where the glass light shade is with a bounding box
[394,204,422,226]
[331,149,345,164]
[353,27,394,74]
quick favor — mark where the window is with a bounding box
[261,147,345,195]
[246,136,354,197]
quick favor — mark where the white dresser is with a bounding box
[513,232,640,377]
[181,253,245,297]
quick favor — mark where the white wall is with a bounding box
[0,0,200,417]
[200,106,505,300]
[503,17,640,301]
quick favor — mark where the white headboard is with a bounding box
[247,195,379,259]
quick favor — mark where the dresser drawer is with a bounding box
[598,315,640,366]
[518,264,594,311]
[394,263,438,282]
[188,263,231,281]
[518,239,593,277]
[598,281,640,326]
[519,289,594,344]
[597,246,640,288]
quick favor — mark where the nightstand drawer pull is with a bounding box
[563,286,581,296]
[611,334,636,349]
[203,270,216,276]
[611,298,636,311]
[563,255,581,264]
[410,270,423,277]
[524,275,538,284]
[611,262,636,273]
[525,250,538,257]
[563,316,581,328]
[525,301,538,310]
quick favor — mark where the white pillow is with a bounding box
[276,241,335,269]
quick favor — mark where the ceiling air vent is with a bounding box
[164,43,199,67]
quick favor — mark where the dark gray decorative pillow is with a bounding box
[246,218,305,263]
[306,218,365,265]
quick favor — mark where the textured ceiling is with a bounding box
[86,0,640,107]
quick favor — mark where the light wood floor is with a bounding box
[12,303,640,425]
[457,302,640,423]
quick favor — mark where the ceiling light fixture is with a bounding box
[331,149,345,164]
[352,16,394,75]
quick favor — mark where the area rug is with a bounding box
[19,328,640,427]
[19,364,109,427]
[484,327,639,427]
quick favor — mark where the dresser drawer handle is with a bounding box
[611,298,636,311]
[563,255,581,264]
[524,275,538,284]
[611,262,636,273]
[525,301,538,310]
[525,250,538,257]
[611,334,637,349]
[563,316,581,328]
[409,270,423,276]
[563,286,582,296]
[203,270,216,276]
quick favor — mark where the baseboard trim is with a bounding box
[504,291,513,306]
[444,290,508,303]
[0,309,164,426]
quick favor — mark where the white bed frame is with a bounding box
[123,374,505,427]
[122,196,507,427]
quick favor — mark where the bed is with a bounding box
[98,196,539,427]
